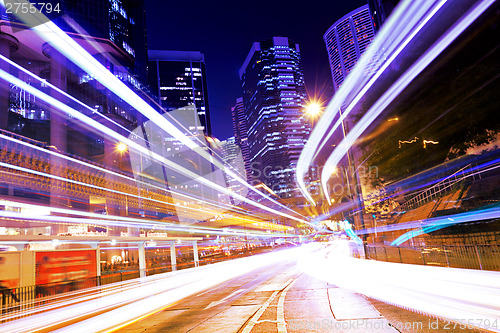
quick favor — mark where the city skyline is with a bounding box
[144,0,368,140]
[148,50,212,136]
[240,37,310,198]
[0,0,498,328]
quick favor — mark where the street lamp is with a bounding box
[305,102,322,117]
[116,142,127,153]
[304,100,324,123]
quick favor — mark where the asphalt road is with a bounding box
[117,256,487,333]
[0,246,491,333]
[118,258,303,332]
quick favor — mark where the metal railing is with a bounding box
[0,245,284,319]
[366,244,500,271]
[400,164,476,212]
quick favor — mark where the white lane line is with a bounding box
[204,288,247,310]
[277,279,296,333]
[241,279,294,333]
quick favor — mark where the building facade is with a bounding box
[231,97,252,184]
[0,0,158,233]
[368,0,400,32]
[0,0,150,146]
[239,37,310,198]
[323,4,375,92]
[148,50,211,136]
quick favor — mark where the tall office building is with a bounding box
[0,0,149,147]
[231,97,252,184]
[239,37,310,198]
[58,0,149,80]
[148,50,211,136]
[323,6,375,230]
[323,5,375,92]
[218,136,247,195]
[368,0,400,32]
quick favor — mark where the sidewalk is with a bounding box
[239,272,399,333]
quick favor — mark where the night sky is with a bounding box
[145,0,368,140]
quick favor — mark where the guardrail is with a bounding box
[400,164,476,212]
[0,245,284,319]
[365,244,500,271]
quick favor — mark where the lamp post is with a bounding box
[338,107,366,250]
[304,101,323,125]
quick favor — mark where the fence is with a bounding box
[400,164,476,212]
[366,244,500,271]
[0,270,142,319]
[0,245,282,319]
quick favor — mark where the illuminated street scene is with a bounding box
[0,0,499,332]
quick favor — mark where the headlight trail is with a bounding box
[0,67,313,227]
[296,0,448,203]
[0,246,315,333]
[319,0,495,202]
[298,241,500,333]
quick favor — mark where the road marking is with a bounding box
[277,279,295,333]
[204,288,247,310]
[255,283,288,292]
[241,279,294,333]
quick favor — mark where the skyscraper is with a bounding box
[239,37,310,198]
[148,50,211,136]
[231,97,252,184]
[0,0,150,149]
[323,5,375,92]
[323,5,375,232]
[368,0,400,32]
[218,136,247,196]
[56,0,149,81]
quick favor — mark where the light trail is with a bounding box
[0,132,268,221]
[0,246,315,332]
[0,67,312,227]
[0,54,147,147]
[298,241,500,332]
[310,154,500,226]
[0,160,230,220]
[5,2,302,218]
[357,205,500,236]
[0,50,238,190]
[0,54,269,218]
[296,0,448,204]
[0,209,293,238]
[319,0,495,202]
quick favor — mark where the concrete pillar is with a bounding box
[127,227,140,237]
[170,242,177,271]
[88,242,101,280]
[43,43,68,235]
[96,244,101,278]
[193,241,199,267]
[138,242,146,278]
[0,33,18,130]
[12,243,26,251]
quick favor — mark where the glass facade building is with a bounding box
[148,50,211,136]
[239,37,310,198]
[368,0,400,32]
[323,5,375,92]
[0,0,149,151]
[231,97,252,184]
